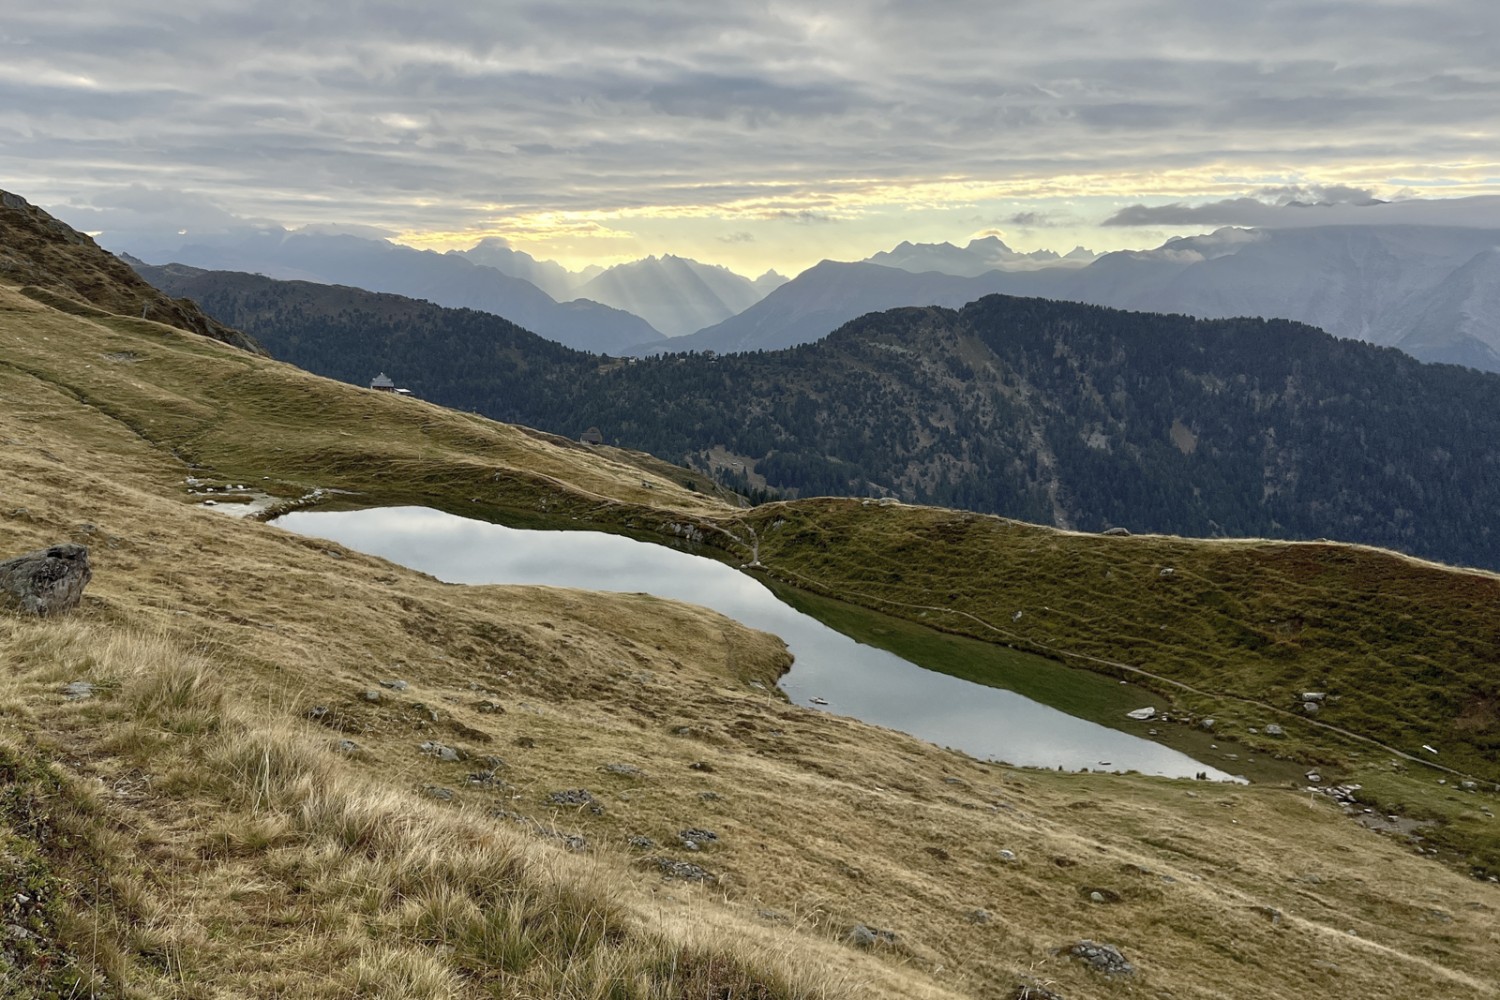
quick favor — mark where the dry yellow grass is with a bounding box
[3,283,1499,999]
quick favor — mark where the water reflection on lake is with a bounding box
[274,506,1236,780]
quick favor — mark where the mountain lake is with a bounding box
[274,506,1238,781]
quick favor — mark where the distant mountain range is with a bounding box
[447,241,786,337]
[668,226,1500,371]
[114,229,663,354]
[867,235,1098,275]
[110,219,1500,371]
[135,260,1500,570]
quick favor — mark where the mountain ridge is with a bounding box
[136,260,1500,572]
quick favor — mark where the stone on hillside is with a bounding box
[62,680,94,701]
[378,679,409,691]
[1126,707,1156,721]
[547,788,602,813]
[1101,526,1131,536]
[1200,718,1215,731]
[1301,691,1326,702]
[967,908,993,924]
[1303,700,1320,714]
[0,543,92,616]
[419,741,461,762]
[1264,724,1284,736]
[846,924,877,948]
[1012,985,1065,1000]
[679,827,718,850]
[1064,940,1135,976]
[645,857,717,883]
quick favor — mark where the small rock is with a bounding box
[628,836,657,849]
[1158,567,1175,578]
[306,705,329,720]
[967,908,993,924]
[362,689,382,702]
[697,791,721,801]
[1200,718,1216,731]
[336,739,359,753]
[998,849,1017,862]
[379,679,409,691]
[1101,526,1131,536]
[419,741,461,762]
[422,786,455,801]
[645,857,717,883]
[1301,692,1326,702]
[688,761,715,773]
[62,680,94,701]
[1012,985,1065,1000]
[600,763,644,777]
[547,789,602,814]
[1303,701,1320,714]
[1126,707,1156,721]
[1254,905,1283,925]
[757,908,789,923]
[1089,891,1106,903]
[473,699,505,713]
[1064,940,1135,976]
[1264,724,1284,737]
[679,827,718,849]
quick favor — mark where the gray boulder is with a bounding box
[0,543,92,615]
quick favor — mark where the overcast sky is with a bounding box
[4,1,1498,276]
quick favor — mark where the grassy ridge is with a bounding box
[736,498,1500,782]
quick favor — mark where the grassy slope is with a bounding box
[3,281,1499,999]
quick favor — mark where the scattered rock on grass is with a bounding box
[62,681,93,701]
[547,789,603,814]
[678,828,718,850]
[1013,984,1065,1000]
[845,923,899,948]
[644,857,717,883]
[1063,940,1135,976]
[966,908,993,924]
[419,741,461,762]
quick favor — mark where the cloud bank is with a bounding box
[2,1,1496,266]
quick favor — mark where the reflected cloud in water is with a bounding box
[276,506,1237,780]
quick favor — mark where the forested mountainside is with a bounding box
[139,263,1500,569]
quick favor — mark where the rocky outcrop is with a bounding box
[0,544,92,615]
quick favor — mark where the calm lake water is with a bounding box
[275,506,1235,780]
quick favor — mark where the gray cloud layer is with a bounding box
[3,1,1497,241]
